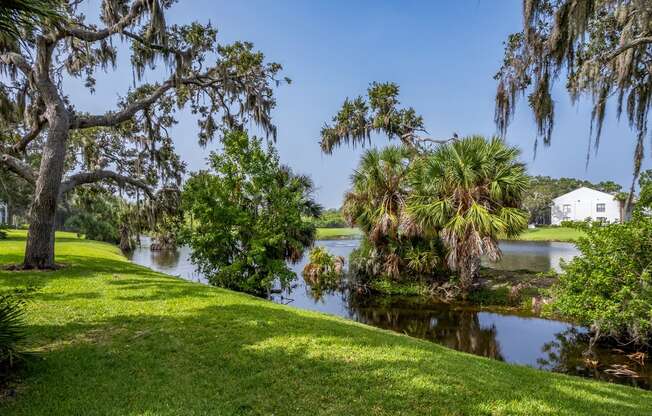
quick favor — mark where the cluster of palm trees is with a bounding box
[344,135,528,295]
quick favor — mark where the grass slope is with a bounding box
[507,226,586,242]
[316,227,361,239]
[1,231,650,415]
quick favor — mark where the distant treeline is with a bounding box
[309,208,348,228]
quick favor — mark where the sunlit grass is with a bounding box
[508,226,586,242]
[0,231,650,415]
[316,227,361,239]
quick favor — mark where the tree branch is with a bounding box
[122,30,178,55]
[602,36,652,62]
[70,70,236,130]
[60,169,154,197]
[0,52,32,75]
[70,79,174,129]
[402,132,459,149]
[13,119,46,153]
[61,0,147,42]
[0,154,36,184]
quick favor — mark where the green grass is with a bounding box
[1,231,651,415]
[507,226,586,242]
[318,226,582,242]
[316,227,361,239]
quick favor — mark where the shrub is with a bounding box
[0,294,28,375]
[302,246,344,287]
[0,229,6,240]
[551,215,652,345]
[182,131,320,296]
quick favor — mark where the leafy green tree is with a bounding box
[0,0,283,269]
[407,136,529,294]
[495,0,651,217]
[552,214,652,345]
[182,131,321,296]
[636,169,652,212]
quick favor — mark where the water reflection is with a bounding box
[127,238,649,389]
[347,295,504,360]
[483,240,579,273]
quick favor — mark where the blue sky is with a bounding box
[67,0,650,208]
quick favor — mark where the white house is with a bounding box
[0,201,7,225]
[551,187,623,225]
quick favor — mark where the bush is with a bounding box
[302,246,343,287]
[0,294,28,375]
[182,131,320,296]
[551,215,652,345]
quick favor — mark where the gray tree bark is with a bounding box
[23,110,69,269]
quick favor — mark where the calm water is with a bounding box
[128,238,650,389]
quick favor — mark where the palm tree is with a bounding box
[407,135,528,294]
[0,0,62,49]
[343,145,413,277]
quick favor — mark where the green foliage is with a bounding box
[343,145,445,282]
[495,1,649,212]
[408,136,529,292]
[63,189,121,244]
[320,82,425,153]
[182,131,321,296]
[310,208,348,228]
[0,293,28,374]
[1,232,650,415]
[62,187,145,251]
[636,169,652,213]
[551,215,652,345]
[0,0,62,49]
[302,246,343,288]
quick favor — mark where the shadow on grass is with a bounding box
[2,300,650,416]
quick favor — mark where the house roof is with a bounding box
[552,186,617,202]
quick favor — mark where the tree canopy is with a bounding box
[182,131,321,296]
[495,0,652,215]
[0,0,284,268]
[320,82,456,154]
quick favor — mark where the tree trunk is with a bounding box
[459,256,481,297]
[23,115,69,269]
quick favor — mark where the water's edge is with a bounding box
[128,238,650,390]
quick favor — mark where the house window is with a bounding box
[563,204,571,214]
[596,203,606,213]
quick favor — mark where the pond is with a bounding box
[127,238,650,390]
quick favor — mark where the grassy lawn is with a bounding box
[316,227,361,239]
[1,231,650,415]
[507,226,586,242]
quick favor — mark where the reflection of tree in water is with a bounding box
[150,249,181,268]
[303,283,340,303]
[346,292,503,360]
[538,328,651,389]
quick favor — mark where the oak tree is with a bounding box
[0,0,283,268]
[495,0,652,217]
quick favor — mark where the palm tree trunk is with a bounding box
[459,256,481,296]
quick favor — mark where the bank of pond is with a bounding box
[128,237,651,390]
